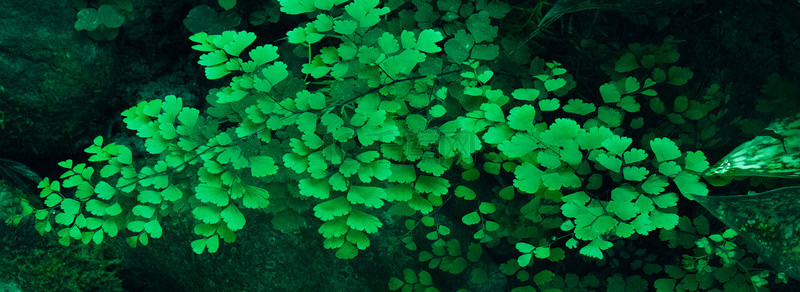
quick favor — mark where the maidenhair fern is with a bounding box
[8,0,798,290]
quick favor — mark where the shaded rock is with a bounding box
[0,0,114,161]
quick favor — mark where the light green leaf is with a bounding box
[510,88,540,101]
[602,135,633,156]
[333,20,358,35]
[580,238,613,259]
[544,78,567,92]
[623,148,648,164]
[623,166,648,181]
[597,106,623,127]
[513,163,544,193]
[684,151,709,173]
[313,196,352,221]
[346,186,386,208]
[650,138,681,162]
[193,206,222,224]
[478,202,496,214]
[533,246,550,259]
[516,242,535,253]
[61,199,81,215]
[481,103,505,122]
[507,105,536,131]
[599,82,621,103]
[462,211,480,225]
[250,156,278,177]
[221,204,246,230]
[652,192,678,208]
[144,219,163,238]
[415,29,443,53]
[658,161,682,176]
[562,99,596,115]
[538,99,560,111]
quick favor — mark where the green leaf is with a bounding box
[650,209,679,229]
[195,184,230,206]
[429,105,446,118]
[127,221,146,233]
[674,172,708,199]
[144,219,163,238]
[193,206,222,224]
[544,78,567,92]
[615,52,639,73]
[346,186,385,208]
[334,19,358,35]
[304,0,331,10]
[206,235,220,252]
[596,153,622,173]
[510,88,540,101]
[470,44,499,60]
[132,205,155,218]
[221,205,246,230]
[74,8,99,31]
[242,185,270,209]
[253,62,289,93]
[652,192,678,208]
[478,202,496,214]
[538,99,560,111]
[621,148,647,164]
[415,29,443,53]
[517,253,532,267]
[443,30,474,63]
[94,181,116,200]
[654,279,676,292]
[222,31,257,57]
[191,238,207,254]
[377,32,399,54]
[465,11,497,43]
[45,194,63,207]
[279,0,316,15]
[106,203,123,216]
[388,277,404,291]
[597,106,623,127]
[667,66,693,86]
[533,247,550,259]
[313,196,352,221]
[344,0,389,28]
[55,213,76,226]
[580,238,613,259]
[623,166,648,181]
[602,135,633,156]
[462,211,480,225]
[650,138,681,162]
[454,185,477,200]
[513,163,544,193]
[414,176,449,196]
[533,270,555,286]
[346,209,382,233]
[299,178,331,199]
[97,5,125,28]
[516,242,535,253]
[61,199,81,215]
[684,151,709,173]
[507,105,536,131]
[658,161,682,176]
[481,103,505,122]
[250,156,278,177]
[641,175,668,195]
[562,99,596,115]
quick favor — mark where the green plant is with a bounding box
[73,0,134,40]
[12,0,799,290]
